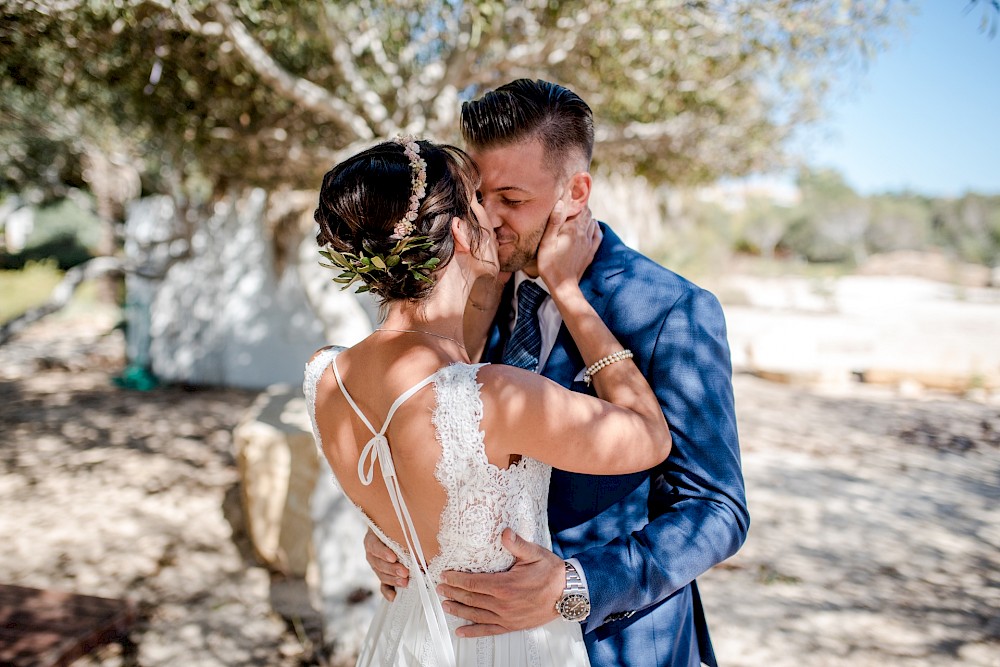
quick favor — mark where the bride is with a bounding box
[304,137,670,666]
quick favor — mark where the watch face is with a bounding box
[557,594,591,621]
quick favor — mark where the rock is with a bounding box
[310,458,381,662]
[233,385,319,577]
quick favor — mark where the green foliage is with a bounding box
[783,169,872,264]
[0,235,93,271]
[0,197,102,270]
[0,0,908,203]
[320,235,439,293]
[719,168,1000,267]
[29,198,104,250]
[736,196,799,259]
[1,1,349,198]
[865,193,935,254]
[648,197,738,279]
[931,194,1000,266]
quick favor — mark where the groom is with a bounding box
[367,79,748,667]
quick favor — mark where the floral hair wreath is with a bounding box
[393,136,427,237]
[319,136,440,293]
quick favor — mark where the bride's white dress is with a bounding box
[304,347,590,667]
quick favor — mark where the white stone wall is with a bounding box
[130,190,372,389]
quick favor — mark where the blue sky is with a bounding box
[807,0,1000,197]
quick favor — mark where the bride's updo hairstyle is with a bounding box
[314,140,485,302]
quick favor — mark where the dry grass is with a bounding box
[0,261,65,323]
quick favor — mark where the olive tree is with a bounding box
[1,0,910,377]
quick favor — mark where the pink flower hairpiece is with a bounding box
[392,135,428,238]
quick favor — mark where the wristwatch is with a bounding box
[555,561,591,621]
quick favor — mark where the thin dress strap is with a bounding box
[330,357,457,667]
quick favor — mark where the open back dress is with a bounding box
[304,346,590,667]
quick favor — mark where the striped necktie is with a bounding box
[502,281,548,371]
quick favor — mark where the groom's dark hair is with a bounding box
[460,79,594,176]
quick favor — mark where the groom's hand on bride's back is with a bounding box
[364,528,410,602]
[364,527,563,635]
[436,529,563,637]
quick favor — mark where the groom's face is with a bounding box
[470,138,562,276]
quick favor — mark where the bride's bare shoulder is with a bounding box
[474,363,551,400]
[308,344,345,364]
[309,347,330,364]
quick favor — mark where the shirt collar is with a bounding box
[512,271,550,296]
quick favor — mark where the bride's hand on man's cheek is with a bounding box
[537,202,601,293]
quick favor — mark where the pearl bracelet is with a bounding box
[583,349,634,386]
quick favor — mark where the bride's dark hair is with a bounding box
[314,140,485,302]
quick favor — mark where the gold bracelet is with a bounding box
[583,349,634,386]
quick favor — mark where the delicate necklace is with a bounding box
[375,328,467,350]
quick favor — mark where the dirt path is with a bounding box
[1,312,997,665]
[0,313,311,666]
[702,377,1000,666]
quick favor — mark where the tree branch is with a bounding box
[318,5,395,136]
[209,1,374,141]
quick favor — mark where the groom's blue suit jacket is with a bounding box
[483,224,749,667]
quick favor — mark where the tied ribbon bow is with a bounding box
[358,432,396,485]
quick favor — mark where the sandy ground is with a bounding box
[0,312,311,666]
[701,379,999,666]
[1,308,997,666]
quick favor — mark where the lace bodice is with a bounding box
[303,347,553,581]
[429,363,553,576]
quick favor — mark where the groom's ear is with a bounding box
[564,171,593,219]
